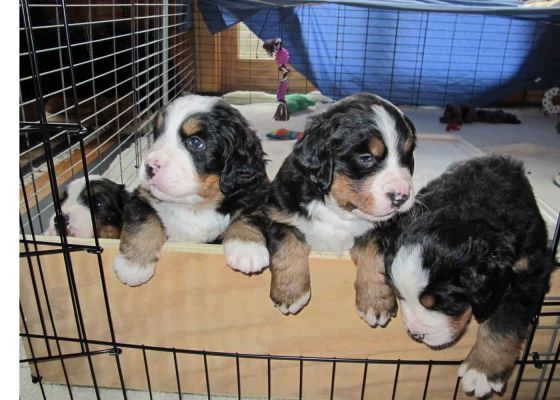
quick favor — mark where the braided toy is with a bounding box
[263,38,290,121]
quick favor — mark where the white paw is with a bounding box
[274,291,311,315]
[357,307,392,327]
[224,240,269,274]
[459,363,504,398]
[113,253,156,287]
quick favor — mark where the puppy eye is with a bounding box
[358,154,373,164]
[186,136,205,150]
[94,200,104,209]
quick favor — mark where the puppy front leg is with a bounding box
[269,225,311,315]
[113,193,166,286]
[223,215,269,274]
[459,320,523,398]
[351,238,397,327]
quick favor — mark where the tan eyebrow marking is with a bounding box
[181,117,202,137]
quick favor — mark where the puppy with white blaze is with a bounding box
[253,93,417,319]
[113,94,269,286]
[382,156,554,398]
[46,175,129,238]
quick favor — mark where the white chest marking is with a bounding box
[286,197,374,254]
[152,201,230,243]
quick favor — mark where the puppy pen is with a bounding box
[19,0,560,399]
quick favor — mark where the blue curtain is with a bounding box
[199,1,560,106]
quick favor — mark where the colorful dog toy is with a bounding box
[266,128,304,140]
[263,38,290,121]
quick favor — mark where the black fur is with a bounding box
[79,179,128,230]
[55,178,129,237]
[268,92,416,219]
[440,104,521,125]
[384,156,554,333]
[135,98,269,243]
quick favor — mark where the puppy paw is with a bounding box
[272,290,311,315]
[459,363,504,398]
[224,240,269,274]
[113,253,156,286]
[356,307,393,327]
[355,284,397,328]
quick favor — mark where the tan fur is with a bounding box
[449,306,472,339]
[97,224,122,239]
[330,174,376,213]
[464,320,521,381]
[156,111,164,131]
[269,209,294,225]
[403,135,414,154]
[369,137,386,158]
[270,230,311,309]
[351,239,397,318]
[119,213,166,268]
[513,256,529,273]
[223,217,266,246]
[181,117,201,137]
[420,294,436,308]
[197,174,224,208]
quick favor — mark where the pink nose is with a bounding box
[387,190,410,208]
[145,160,160,179]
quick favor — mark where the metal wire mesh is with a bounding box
[19,0,195,236]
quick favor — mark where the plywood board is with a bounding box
[20,238,560,399]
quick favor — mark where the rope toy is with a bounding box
[266,128,304,140]
[263,38,290,121]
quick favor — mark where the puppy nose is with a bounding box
[387,191,409,208]
[145,160,159,179]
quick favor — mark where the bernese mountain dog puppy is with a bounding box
[113,94,268,286]
[236,93,417,320]
[46,175,129,238]
[383,156,554,398]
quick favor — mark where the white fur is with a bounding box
[459,363,504,397]
[45,175,104,237]
[357,307,391,327]
[282,196,374,254]
[390,244,456,347]
[363,105,415,219]
[274,291,311,315]
[152,200,230,243]
[224,240,270,274]
[113,253,156,286]
[139,95,220,204]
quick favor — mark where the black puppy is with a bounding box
[228,93,417,320]
[382,156,553,398]
[440,104,521,125]
[46,175,129,238]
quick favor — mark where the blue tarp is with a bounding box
[199,0,560,106]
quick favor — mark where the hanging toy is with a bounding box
[263,38,290,121]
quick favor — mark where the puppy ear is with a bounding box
[220,140,266,196]
[461,230,516,321]
[152,110,165,140]
[218,109,267,196]
[403,115,416,136]
[292,113,334,193]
